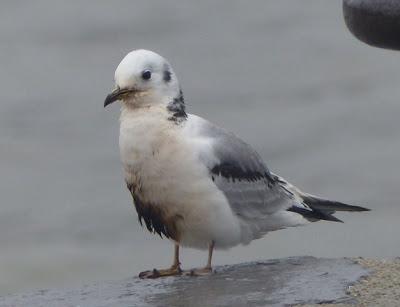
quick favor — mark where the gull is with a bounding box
[104,49,369,278]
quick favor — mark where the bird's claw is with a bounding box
[138,266,182,279]
[138,269,160,279]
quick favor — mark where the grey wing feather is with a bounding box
[189,115,298,220]
[185,115,365,229]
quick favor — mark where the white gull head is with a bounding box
[104,49,180,108]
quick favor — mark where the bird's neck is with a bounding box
[120,90,187,124]
[166,90,187,123]
[119,101,187,191]
[119,104,174,175]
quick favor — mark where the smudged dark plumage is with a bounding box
[126,182,181,240]
[167,90,187,123]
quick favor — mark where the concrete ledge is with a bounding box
[0,257,369,307]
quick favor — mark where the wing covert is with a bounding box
[184,115,295,219]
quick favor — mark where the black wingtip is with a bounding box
[302,196,371,212]
[355,206,371,212]
[337,202,371,212]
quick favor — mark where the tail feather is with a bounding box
[288,206,344,223]
[273,173,370,223]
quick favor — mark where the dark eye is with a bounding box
[141,70,152,80]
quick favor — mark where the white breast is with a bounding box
[119,106,242,249]
[119,106,171,171]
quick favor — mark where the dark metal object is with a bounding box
[343,0,400,50]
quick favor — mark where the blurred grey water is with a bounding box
[0,0,399,295]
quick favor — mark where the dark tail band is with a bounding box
[288,195,370,223]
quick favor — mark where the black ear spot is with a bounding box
[163,70,172,82]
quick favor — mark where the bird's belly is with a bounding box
[123,149,242,249]
[175,191,243,250]
[130,162,243,249]
[119,115,243,249]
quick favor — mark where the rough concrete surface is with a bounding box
[0,256,370,307]
[301,257,400,307]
